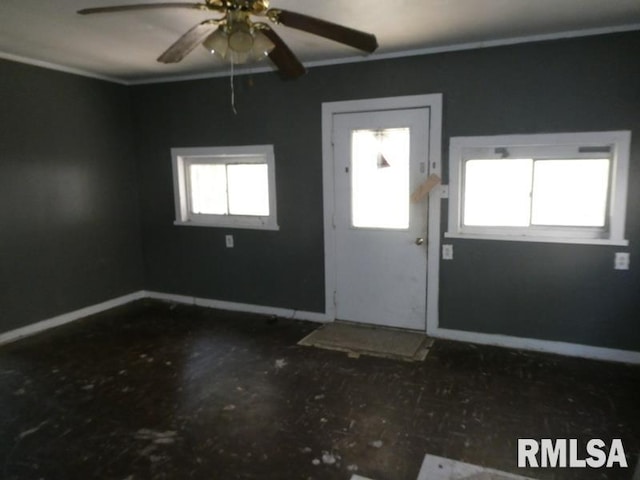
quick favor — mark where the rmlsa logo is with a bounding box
[518,439,628,468]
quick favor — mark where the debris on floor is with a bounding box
[134,429,178,445]
[17,420,49,440]
[1,300,637,480]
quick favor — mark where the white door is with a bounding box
[332,108,431,330]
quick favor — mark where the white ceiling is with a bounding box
[1,0,639,84]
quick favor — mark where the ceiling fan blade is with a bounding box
[260,26,306,79]
[77,3,208,15]
[271,9,378,53]
[157,20,218,63]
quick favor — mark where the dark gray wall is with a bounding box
[0,60,144,333]
[132,74,330,312]
[131,31,637,352]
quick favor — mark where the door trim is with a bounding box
[321,94,443,333]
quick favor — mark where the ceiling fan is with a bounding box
[78,0,379,79]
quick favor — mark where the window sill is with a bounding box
[174,220,279,231]
[444,232,629,246]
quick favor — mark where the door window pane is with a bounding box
[351,128,410,229]
[189,164,228,214]
[463,159,533,227]
[531,159,609,227]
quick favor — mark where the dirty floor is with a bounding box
[0,300,638,480]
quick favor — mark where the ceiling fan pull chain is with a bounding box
[230,60,238,115]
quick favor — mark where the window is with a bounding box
[172,145,278,230]
[446,131,630,245]
[351,127,411,229]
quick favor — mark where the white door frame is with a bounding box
[321,94,443,334]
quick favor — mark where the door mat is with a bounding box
[417,454,537,480]
[298,322,433,362]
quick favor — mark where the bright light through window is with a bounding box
[532,159,609,227]
[189,164,227,215]
[447,131,630,245]
[172,145,278,230]
[463,159,533,227]
[463,158,610,228]
[189,163,269,216]
[227,164,269,216]
[351,128,410,229]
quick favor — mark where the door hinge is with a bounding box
[333,290,337,307]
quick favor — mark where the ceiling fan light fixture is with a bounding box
[203,28,228,58]
[78,0,378,78]
[229,50,251,64]
[203,21,274,65]
[228,22,254,53]
[250,30,275,60]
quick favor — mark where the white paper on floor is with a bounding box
[417,454,537,480]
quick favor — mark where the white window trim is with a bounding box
[171,145,279,230]
[446,131,630,246]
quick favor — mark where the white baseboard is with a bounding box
[147,292,640,364]
[2,290,637,365]
[0,290,328,347]
[0,291,146,346]
[144,290,331,323]
[432,326,640,365]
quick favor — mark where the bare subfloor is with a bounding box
[0,300,638,480]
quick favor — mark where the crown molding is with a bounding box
[128,23,640,84]
[0,51,127,84]
[2,23,639,86]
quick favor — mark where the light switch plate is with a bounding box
[442,244,453,260]
[225,235,234,248]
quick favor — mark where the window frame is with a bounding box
[171,145,279,230]
[446,131,630,246]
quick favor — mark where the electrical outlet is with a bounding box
[225,235,234,248]
[442,244,453,260]
[614,252,629,270]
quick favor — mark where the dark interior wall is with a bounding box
[131,75,328,312]
[0,60,144,333]
[132,31,639,351]
[435,32,640,352]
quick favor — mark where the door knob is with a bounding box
[415,237,425,245]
